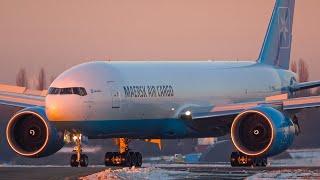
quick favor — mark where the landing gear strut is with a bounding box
[105,138,142,167]
[230,152,267,167]
[70,133,88,167]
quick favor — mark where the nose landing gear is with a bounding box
[70,133,88,167]
[104,138,142,167]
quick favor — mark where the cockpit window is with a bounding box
[48,87,60,94]
[78,87,87,96]
[72,87,87,96]
[73,87,80,95]
[60,88,73,95]
[48,87,87,96]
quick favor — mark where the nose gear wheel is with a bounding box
[69,133,88,167]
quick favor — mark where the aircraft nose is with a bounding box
[45,95,65,121]
[45,95,87,121]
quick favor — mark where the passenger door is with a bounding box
[108,81,121,108]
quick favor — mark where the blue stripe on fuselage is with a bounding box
[51,118,226,139]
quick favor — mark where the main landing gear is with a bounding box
[230,152,267,167]
[105,138,142,167]
[70,134,88,167]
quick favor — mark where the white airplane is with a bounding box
[1,0,320,167]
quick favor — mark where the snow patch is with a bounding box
[271,158,320,167]
[0,164,105,168]
[247,169,320,179]
[80,166,192,180]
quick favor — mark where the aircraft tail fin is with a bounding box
[257,0,295,70]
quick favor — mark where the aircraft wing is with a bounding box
[0,84,46,108]
[190,93,320,122]
[290,81,320,92]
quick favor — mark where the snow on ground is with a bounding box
[0,164,70,168]
[4,149,320,179]
[288,148,320,159]
[271,158,320,167]
[270,149,320,167]
[0,164,107,168]
[80,166,193,180]
[247,169,320,179]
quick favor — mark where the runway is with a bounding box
[0,166,106,180]
[1,164,320,180]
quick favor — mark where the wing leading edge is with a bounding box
[190,94,320,123]
[290,81,320,92]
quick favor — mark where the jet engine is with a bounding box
[6,107,64,157]
[231,106,295,157]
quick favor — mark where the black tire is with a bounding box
[230,152,239,167]
[70,154,79,167]
[130,152,137,167]
[253,157,267,167]
[80,154,89,167]
[261,158,268,167]
[252,158,259,167]
[136,152,142,167]
[125,153,132,167]
[105,152,113,166]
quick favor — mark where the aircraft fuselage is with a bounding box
[46,61,296,139]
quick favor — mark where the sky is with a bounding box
[0,0,319,86]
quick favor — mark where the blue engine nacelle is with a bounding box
[231,106,295,157]
[6,106,64,158]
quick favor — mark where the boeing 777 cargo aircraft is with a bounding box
[1,0,320,167]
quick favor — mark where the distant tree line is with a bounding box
[16,68,55,90]
[16,68,28,88]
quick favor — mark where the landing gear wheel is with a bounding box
[135,152,142,167]
[129,152,137,167]
[262,158,268,167]
[70,154,79,167]
[125,153,132,167]
[105,152,113,166]
[253,157,267,167]
[80,154,89,167]
[230,152,240,167]
[230,151,267,167]
[104,151,143,167]
[69,133,89,167]
[104,138,143,167]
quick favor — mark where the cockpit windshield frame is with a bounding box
[48,87,87,96]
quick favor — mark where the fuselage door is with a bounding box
[108,82,121,108]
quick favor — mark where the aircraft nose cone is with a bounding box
[45,95,87,121]
[45,96,63,121]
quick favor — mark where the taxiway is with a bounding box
[1,164,320,180]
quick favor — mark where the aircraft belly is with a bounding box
[52,118,228,139]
